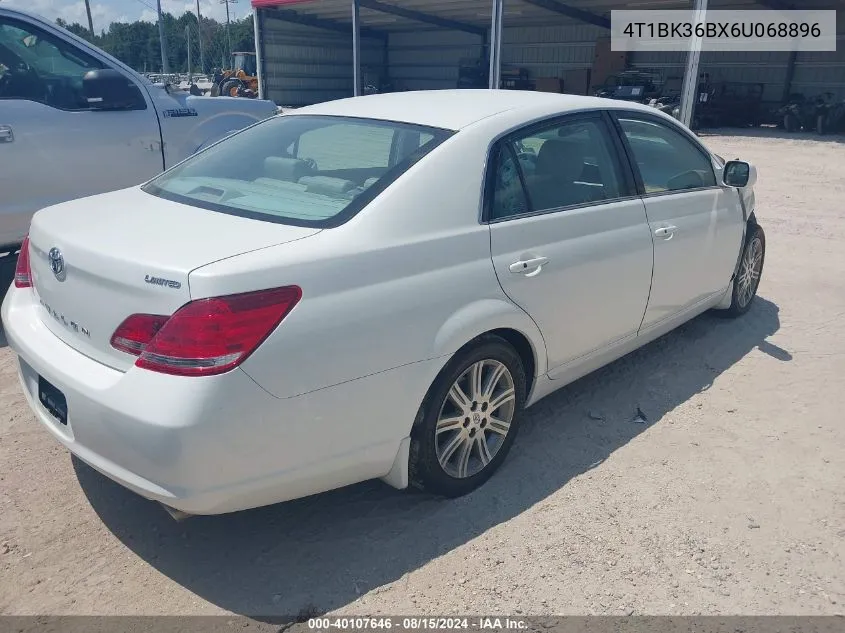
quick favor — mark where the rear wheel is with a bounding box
[409,336,526,497]
[722,224,766,318]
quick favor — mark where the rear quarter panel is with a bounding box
[188,126,547,411]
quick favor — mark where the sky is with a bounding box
[0,0,254,30]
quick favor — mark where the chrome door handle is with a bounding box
[509,256,549,276]
[0,125,13,143]
[654,225,677,240]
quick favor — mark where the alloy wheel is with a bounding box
[434,359,516,479]
[737,236,763,308]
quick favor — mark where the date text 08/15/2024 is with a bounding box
[307,617,529,631]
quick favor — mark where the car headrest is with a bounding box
[264,157,311,182]
[536,138,587,181]
[299,176,355,196]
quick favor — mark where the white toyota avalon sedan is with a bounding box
[2,90,765,517]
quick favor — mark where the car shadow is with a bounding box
[74,297,786,619]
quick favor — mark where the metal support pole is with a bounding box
[196,0,205,74]
[84,0,95,37]
[186,24,192,83]
[352,0,362,96]
[225,0,232,63]
[156,0,170,74]
[678,0,707,127]
[782,50,797,103]
[253,9,266,100]
[488,0,504,89]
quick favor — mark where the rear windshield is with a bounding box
[142,115,454,228]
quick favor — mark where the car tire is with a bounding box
[721,223,766,318]
[409,335,527,497]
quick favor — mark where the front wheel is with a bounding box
[722,224,766,318]
[221,79,243,97]
[409,336,526,497]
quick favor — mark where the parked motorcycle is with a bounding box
[814,93,845,135]
[778,93,842,133]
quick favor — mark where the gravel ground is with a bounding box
[1,128,844,617]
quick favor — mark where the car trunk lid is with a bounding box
[28,187,319,371]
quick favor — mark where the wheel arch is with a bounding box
[431,298,547,384]
[411,300,547,432]
[747,211,758,227]
[381,300,546,491]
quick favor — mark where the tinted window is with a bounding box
[491,118,623,218]
[490,146,529,220]
[144,115,453,227]
[0,19,105,110]
[618,118,717,193]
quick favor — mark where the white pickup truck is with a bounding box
[0,8,278,250]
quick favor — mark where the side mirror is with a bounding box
[83,69,146,111]
[723,160,756,188]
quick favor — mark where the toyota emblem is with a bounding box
[48,247,66,281]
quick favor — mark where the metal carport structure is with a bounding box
[249,0,845,123]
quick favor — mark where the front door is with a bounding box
[612,114,745,330]
[0,16,162,246]
[487,113,654,374]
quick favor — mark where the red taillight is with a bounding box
[14,236,31,288]
[110,314,169,356]
[110,286,301,377]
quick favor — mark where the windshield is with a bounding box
[233,53,256,76]
[143,115,453,228]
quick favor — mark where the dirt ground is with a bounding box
[1,128,844,617]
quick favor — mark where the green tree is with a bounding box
[55,12,255,74]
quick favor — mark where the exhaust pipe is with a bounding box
[159,503,194,522]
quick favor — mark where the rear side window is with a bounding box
[489,117,625,219]
[143,115,453,228]
[617,117,716,193]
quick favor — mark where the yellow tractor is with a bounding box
[211,52,258,98]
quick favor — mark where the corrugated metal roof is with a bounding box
[251,0,843,32]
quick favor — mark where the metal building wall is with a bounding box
[260,12,384,106]
[791,34,845,99]
[629,50,792,103]
[257,10,844,106]
[500,25,845,103]
[387,30,483,91]
[502,24,604,80]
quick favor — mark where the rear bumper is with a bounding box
[2,286,435,515]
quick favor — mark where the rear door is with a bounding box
[611,113,744,329]
[0,15,161,246]
[487,112,654,374]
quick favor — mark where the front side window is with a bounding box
[490,117,624,219]
[0,19,105,110]
[617,117,717,193]
[143,115,453,227]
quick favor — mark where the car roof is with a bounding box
[290,89,660,131]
